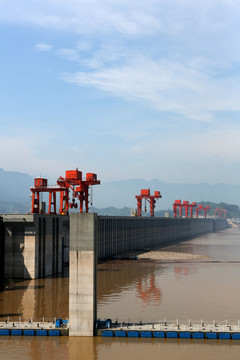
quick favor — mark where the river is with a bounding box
[0,228,240,359]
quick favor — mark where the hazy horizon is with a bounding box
[1,168,240,210]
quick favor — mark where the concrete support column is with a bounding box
[69,213,98,336]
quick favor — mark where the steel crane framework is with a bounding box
[173,200,197,218]
[196,204,210,218]
[135,189,162,217]
[215,208,227,219]
[31,169,100,215]
[173,200,210,218]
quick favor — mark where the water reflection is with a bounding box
[69,337,240,360]
[0,337,69,360]
[174,264,197,279]
[1,335,240,360]
[97,261,164,321]
[97,261,164,301]
[0,269,69,321]
[136,274,161,304]
[68,337,97,360]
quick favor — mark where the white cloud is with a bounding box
[76,41,92,52]
[3,1,240,122]
[35,42,53,51]
[2,0,240,185]
[61,55,240,122]
[1,0,240,41]
[56,48,79,61]
[0,0,164,35]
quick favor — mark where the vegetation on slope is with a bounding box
[198,202,240,219]
[0,201,239,219]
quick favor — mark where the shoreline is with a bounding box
[137,250,209,261]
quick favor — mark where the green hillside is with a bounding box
[199,202,240,219]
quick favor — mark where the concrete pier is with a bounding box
[69,213,98,336]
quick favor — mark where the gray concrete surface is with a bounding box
[97,217,228,259]
[2,214,69,279]
[69,213,98,336]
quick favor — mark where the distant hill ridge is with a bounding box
[90,202,240,218]
[1,168,240,213]
[0,168,32,200]
[92,178,240,209]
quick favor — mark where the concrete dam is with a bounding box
[0,214,228,281]
[97,216,228,259]
[0,213,229,336]
[69,214,228,336]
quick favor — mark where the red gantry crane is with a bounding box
[135,189,162,217]
[196,204,210,218]
[173,200,183,218]
[215,208,227,219]
[31,169,100,215]
[189,202,197,218]
[173,200,197,218]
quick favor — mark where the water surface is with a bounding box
[0,228,240,359]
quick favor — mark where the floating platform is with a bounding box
[96,319,240,340]
[0,318,69,336]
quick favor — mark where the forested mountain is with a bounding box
[199,202,240,219]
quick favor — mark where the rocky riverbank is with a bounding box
[137,251,209,261]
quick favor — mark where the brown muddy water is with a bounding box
[1,228,240,359]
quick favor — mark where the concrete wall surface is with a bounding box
[69,213,97,336]
[97,217,229,259]
[1,214,228,282]
[214,218,229,232]
[2,214,69,279]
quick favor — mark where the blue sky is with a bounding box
[1,0,240,185]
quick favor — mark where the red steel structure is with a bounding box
[183,201,189,218]
[196,204,210,218]
[135,189,162,217]
[189,202,197,218]
[173,200,182,218]
[31,169,100,215]
[173,200,197,218]
[31,177,66,214]
[215,208,227,219]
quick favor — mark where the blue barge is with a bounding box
[0,318,69,336]
[97,319,240,340]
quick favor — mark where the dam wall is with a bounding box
[69,214,228,336]
[1,214,69,279]
[214,218,229,232]
[97,217,229,260]
[0,214,228,280]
